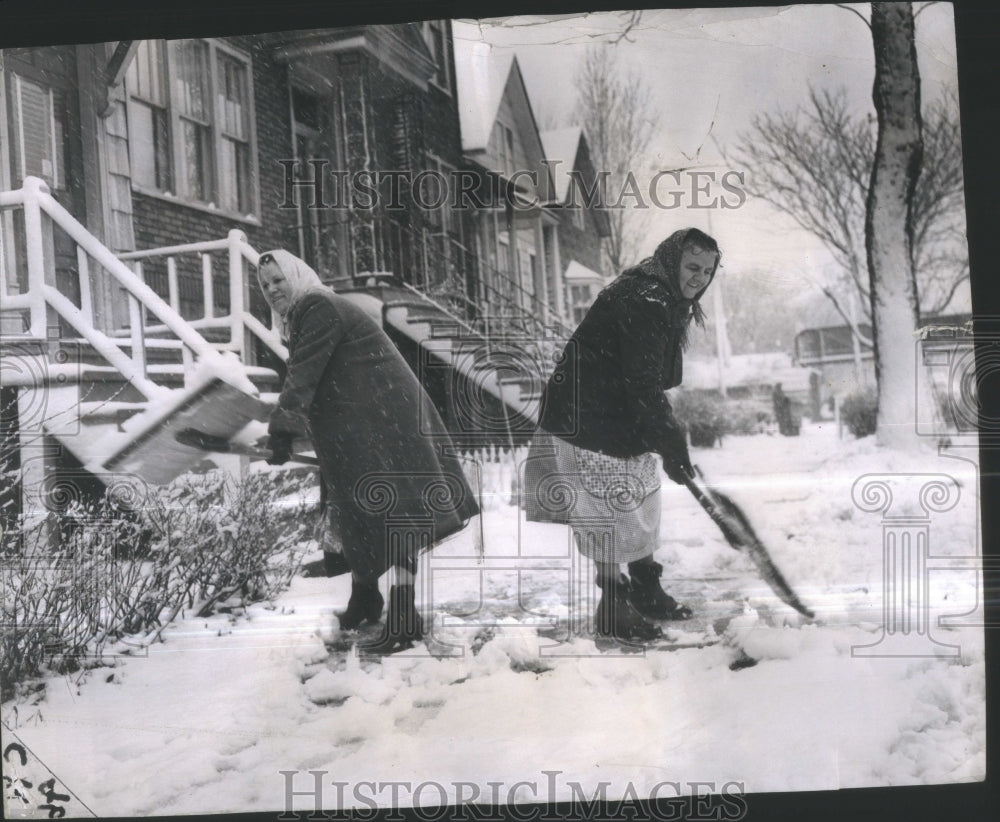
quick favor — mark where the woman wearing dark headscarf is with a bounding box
[527,228,720,643]
[257,249,479,653]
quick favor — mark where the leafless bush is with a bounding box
[1,468,313,698]
[145,469,311,623]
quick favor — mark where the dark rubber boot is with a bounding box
[627,560,693,621]
[594,574,662,643]
[336,578,384,630]
[362,584,424,655]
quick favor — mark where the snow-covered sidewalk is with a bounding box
[1,424,986,816]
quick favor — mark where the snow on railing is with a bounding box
[0,177,253,398]
[40,284,165,400]
[116,231,288,364]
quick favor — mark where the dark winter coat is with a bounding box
[537,229,717,461]
[268,290,479,579]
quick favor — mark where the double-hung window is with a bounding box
[8,73,67,191]
[421,21,452,93]
[126,38,257,217]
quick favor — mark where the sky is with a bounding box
[453,3,968,316]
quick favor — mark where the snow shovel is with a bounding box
[683,466,815,619]
[174,427,320,467]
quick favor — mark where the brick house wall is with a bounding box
[128,35,296,322]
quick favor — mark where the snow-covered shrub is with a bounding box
[0,469,311,697]
[672,390,727,447]
[724,397,776,436]
[141,469,311,620]
[841,387,878,438]
[674,391,794,444]
[0,502,158,699]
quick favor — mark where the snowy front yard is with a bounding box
[1,423,985,817]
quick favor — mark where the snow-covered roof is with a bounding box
[564,260,603,282]
[539,126,583,204]
[453,33,515,153]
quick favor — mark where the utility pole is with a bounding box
[707,210,730,396]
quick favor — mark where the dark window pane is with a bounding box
[181,119,212,201]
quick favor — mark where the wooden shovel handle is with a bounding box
[175,427,320,466]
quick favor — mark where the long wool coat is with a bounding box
[268,289,479,579]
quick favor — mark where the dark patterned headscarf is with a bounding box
[623,228,720,349]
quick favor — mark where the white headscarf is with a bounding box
[257,249,329,305]
[257,249,333,339]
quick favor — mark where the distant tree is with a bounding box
[730,2,948,449]
[729,85,966,332]
[574,46,655,273]
[686,270,802,358]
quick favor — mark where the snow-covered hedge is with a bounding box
[672,390,778,446]
[0,469,313,699]
[841,387,878,438]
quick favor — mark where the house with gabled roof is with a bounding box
[1,21,561,530]
[539,126,611,324]
[453,33,611,339]
[453,39,563,335]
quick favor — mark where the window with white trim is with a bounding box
[126,38,258,216]
[9,73,66,190]
[421,21,452,93]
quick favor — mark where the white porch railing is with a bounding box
[0,177,282,400]
[116,231,287,363]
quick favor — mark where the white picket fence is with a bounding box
[459,445,529,511]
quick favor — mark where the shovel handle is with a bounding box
[682,467,745,548]
[175,427,320,466]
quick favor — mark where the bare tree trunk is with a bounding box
[866,2,923,449]
[575,46,653,274]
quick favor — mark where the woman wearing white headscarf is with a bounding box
[257,250,479,653]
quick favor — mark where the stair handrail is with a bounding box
[397,281,481,339]
[2,177,254,402]
[113,231,287,364]
[22,177,225,363]
[117,238,233,260]
[40,284,165,400]
[363,211,575,346]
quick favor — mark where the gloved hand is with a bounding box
[662,456,693,485]
[660,425,693,485]
[266,433,293,466]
